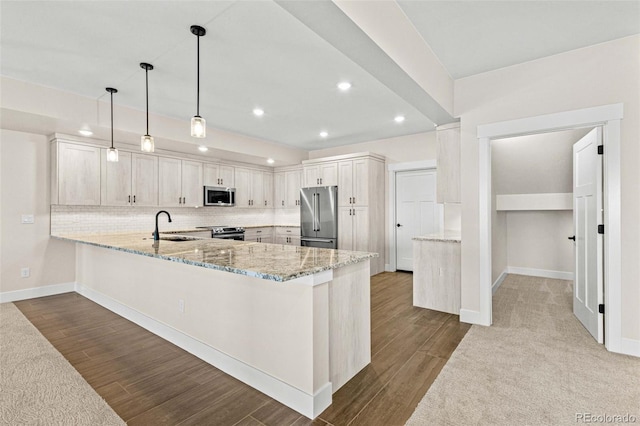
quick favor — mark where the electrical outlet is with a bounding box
[21,267,30,278]
[21,214,34,224]
[178,299,185,313]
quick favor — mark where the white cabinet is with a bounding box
[303,162,338,187]
[338,206,369,252]
[204,164,234,187]
[337,158,369,206]
[275,227,300,246]
[235,167,272,208]
[275,168,302,208]
[52,141,101,205]
[413,239,461,315]
[158,157,203,207]
[436,123,461,203]
[245,227,274,243]
[102,151,158,206]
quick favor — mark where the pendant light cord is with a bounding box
[196,34,200,117]
[110,90,114,149]
[145,68,149,135]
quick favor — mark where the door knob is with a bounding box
[568,236,576,241]
[397,223,402,227]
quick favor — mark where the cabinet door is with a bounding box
[303,165,320,187]
[181,160,203,207]
[251,170,264,208]
[219,165,235,187]
[337,207,354,251]
[320,162,338,186]
[351,206,369,252]
[102,150,132,206]
[285,169,302,208]
[234,168,252,207]
[58,143,101,205]
[274,172,286,208]
[263,172,274,208]
[203,164,220,187]
[337,160,353,206]
[352,158,369,206]
[132,153,158,206]
[158,157,182,207]
[436,126,461,203]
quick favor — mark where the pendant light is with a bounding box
[190,25,206,138]
[140,62,155,152]
[106,87,119,162]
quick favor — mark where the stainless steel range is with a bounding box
[195,226,245,241]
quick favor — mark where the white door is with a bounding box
[396,170,439,271]
[572,127,604,343]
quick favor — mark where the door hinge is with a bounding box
[597,145,604,155]
[598,304,605,314]
[598,224,604,234]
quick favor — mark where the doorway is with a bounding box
[395,169,439,271]
[474,103,623,354]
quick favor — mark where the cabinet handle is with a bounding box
[353,197,355,204]
[265,200,267,206]
[320,178,323,184]
[133,195,136,203]
[128,195,131,203]
[248,200,251,206]
[349,209,352,216]
[183,197,186,204]
[179,197,182,204]
[282,200,284,206]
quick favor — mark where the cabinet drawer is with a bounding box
[275,227,300,237]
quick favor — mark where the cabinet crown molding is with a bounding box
[303,152,385,165]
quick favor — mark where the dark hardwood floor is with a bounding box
[14,271,470,426]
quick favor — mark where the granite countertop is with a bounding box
[413,231,461,243]
[53,232,376,282]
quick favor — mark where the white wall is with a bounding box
[0,129,76,293]
[310,131,438,268]
[455,35,640,341]
[506,211,574,273]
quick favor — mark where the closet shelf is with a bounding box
[496,193,572,211]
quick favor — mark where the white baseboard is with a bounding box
[619,338,640,358]
[492,270,508,295]
[384,263,393,272]
[507,267,573,281]
[0,282,76,303]
[75,283,331,419]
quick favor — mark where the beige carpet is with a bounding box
[406,274,640,426]
[0,302,125,425]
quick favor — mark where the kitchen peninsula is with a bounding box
[53,232,376,419]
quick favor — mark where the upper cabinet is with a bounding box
[337,158,369,206]
[204,163,234,187]
[303,162,338,187]
[235,167,272,208]
[51,141,101,205]
[159,157,203,207]
[436,123,461,204]
[275,166,302,208]
[101,151,158,206]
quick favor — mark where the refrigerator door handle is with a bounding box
[316,193,321,231]
[312,193,318,231]
[301,237,335,243]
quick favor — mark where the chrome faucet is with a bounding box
[153,210,172,241]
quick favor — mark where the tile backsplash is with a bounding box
[51,205,300,235]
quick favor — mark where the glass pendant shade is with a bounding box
[191,116,206,138]
[141,134,155,152]
[107,147,119,162]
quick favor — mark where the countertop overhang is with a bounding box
[53,232,377,282]
[412,231,461,243]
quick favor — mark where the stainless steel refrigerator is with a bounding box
[300,186,338,249]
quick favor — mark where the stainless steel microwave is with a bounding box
[203,186,236,206]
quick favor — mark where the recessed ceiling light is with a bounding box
[337,82,351,91]
[267,158,275,164]
[198,146,208,152]
[253,108,264,117]
[319,131,328,138]
[394,115,405,123]
[78,129,93,137]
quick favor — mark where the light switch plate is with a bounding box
[21,214,34,224]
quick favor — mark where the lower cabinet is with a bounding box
[338,207,369,252]
[245,227,274,243]
[275,227,301,246]
[412,239,461,315]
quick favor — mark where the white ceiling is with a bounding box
[1,1,638,151]
[398,1,640,79]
